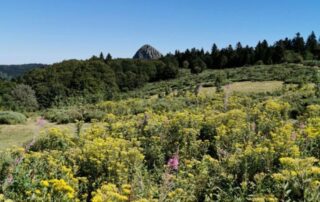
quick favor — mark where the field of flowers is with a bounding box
[1,84,320,201]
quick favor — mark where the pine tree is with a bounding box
[211,44,219,68]
[292,32,305,53]
[99,52,104,61]
[306,31,318,55]
[273,40,285,63]
[105,53,112,63]
[255,40,269,64]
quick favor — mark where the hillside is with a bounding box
[0,64,46,78]
[1,75,320,201]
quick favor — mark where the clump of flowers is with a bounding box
[167,154,179,171]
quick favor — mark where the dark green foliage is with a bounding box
[105,53,112,63]
[99,52,104,61]
[158,58,179,79]
[44,107,83,124]
[215,72,226,92]
[306,31,318,53]
[0,111,27,124]
[21,60,118,108]
[0,80,15,108]
[20,58,179,107]
[190,58,206,74]
[292,32,305,53]
[284,50,303,63]
[199,124,217,157]
[44,105,106,124]
[171,32,320,70]
[9,84,38,112]
[314,70,320,98]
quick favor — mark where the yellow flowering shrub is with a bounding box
[272,157,320,200]
[253,99,290,134]
[269,123,300,158]
[303,104,320,118]
[40,179,76,200]
[91,183,130,202]
[208,109,248,154]
[79,136,144,186]
[1,149,80,201]
[2,86,320,201]
[30,127,75,151]
[250,194,278,202]
[304,117,320,139]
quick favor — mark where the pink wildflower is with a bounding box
[167,154,179,171]
[36,117,46,127]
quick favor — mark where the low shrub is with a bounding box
[44,106,106,124]
[44,108,83,124]
[0,111,27,124]
[83,108,105,122]
[29,128,75,151]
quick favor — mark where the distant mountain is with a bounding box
[133,44,162,60]
[0,64,47,78]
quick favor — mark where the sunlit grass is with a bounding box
[0,118,77,150]
[200,81,283,95]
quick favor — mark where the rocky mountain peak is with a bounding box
[133,44,162,60]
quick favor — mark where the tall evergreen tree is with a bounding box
[211,44,220,68]
[105,53,112,63]
[273,40,285,63]
[292,32,305,53]
[306,31,318,54]
[255,40,269,64]
[99,52,105,61]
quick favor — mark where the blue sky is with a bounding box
[0,0,319,64]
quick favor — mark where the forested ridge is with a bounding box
[0,32,318,110]
[0,64,46,79]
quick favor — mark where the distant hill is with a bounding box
[133,44,162,60]
[0,71,11,79]
[0,64,47,78]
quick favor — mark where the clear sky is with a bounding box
[0,0,319,64]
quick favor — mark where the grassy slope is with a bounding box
[0,118,75,150]
[200,81,283,95]
[123,63,317,99]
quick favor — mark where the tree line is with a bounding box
[171,32,320,73]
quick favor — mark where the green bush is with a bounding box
[83,108,105,122]
[0,111,27,124]
[44,108,82,124]
[44,106,106,124]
